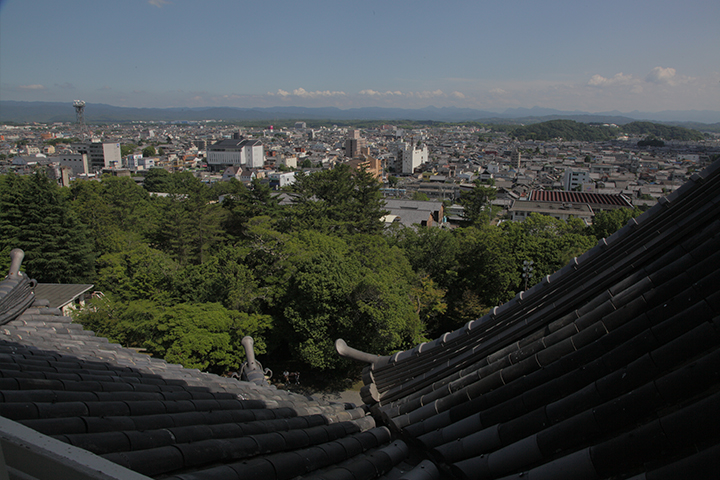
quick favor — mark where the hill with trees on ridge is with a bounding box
[509,119,705,142]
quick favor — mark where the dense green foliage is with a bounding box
[0,167,639,381]
[510,119,703,142]
[511,120,618,142]
[622,122,704,141]
[0,172,95,282]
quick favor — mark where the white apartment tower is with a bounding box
[563,169,591,191]
[398,141,429,174]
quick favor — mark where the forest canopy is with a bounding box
[0,170,640,381]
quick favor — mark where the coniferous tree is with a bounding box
[0,172,95,283]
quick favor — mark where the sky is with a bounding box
[1,0,719,114]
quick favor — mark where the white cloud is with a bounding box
[359,90,403,96]
[149,0,170,7]
[270,88,345,98]
[407,90,445,98]
[18,84,45,90]
[588,72,637,87]
[645,66,691,86]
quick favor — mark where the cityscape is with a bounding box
[2,104,719,229]
[1,0,720,478]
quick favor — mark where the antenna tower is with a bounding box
[73,100,86,137]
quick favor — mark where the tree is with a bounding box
[0,172,94,283]
[120,144,137,156]
[142,145,156,157]
[412,191,430,201]
[74,297,272,374]
[222,179,281,239]
[284,164,387,236]
[590,207,641,240]
[68,176,157,256]
[270,231,423,371]
[458,179,497,225]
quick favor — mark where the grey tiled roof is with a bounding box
[0,288,429,478]
[338,159,720,479]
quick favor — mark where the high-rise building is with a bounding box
[345,129,366,158]
[511,149,521,169]
[397,141,429,174]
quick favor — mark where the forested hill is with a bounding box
[510,119,705,142]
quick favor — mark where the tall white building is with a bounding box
[207,138,264,171]
[398,142,429,174]
[563,169,591,191]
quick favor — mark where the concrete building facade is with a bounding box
[207,138,264,170]
[345,129,366,158]
[398,142,429,174]
[71,142,121,171]
[563,169,591,191]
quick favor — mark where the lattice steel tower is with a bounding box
[73,100,86,137]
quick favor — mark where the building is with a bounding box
[563,169,591,191]
[49,153,89,176]
[345,129,366,158]
[509,199,594,224]
[279,155,298,169]
[348,155,382,179]
[398,141,429,174]
[383,198,445,227]
[268,171,296,189]
[528,190,633,212]
[511,149,521,169]
[71,142,121,171]
[206,138,264,171]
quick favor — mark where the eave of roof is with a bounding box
[338,159,720,479]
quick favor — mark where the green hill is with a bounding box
[510,119,704,142]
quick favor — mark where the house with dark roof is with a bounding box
[32,283,95,317]
[1,158,719,479]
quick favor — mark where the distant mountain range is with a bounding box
[1,101,719,127]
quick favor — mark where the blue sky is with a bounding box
[1,0,719,113]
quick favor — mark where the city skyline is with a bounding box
[1,0,719,114]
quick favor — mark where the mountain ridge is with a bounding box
[1,100,719,126]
